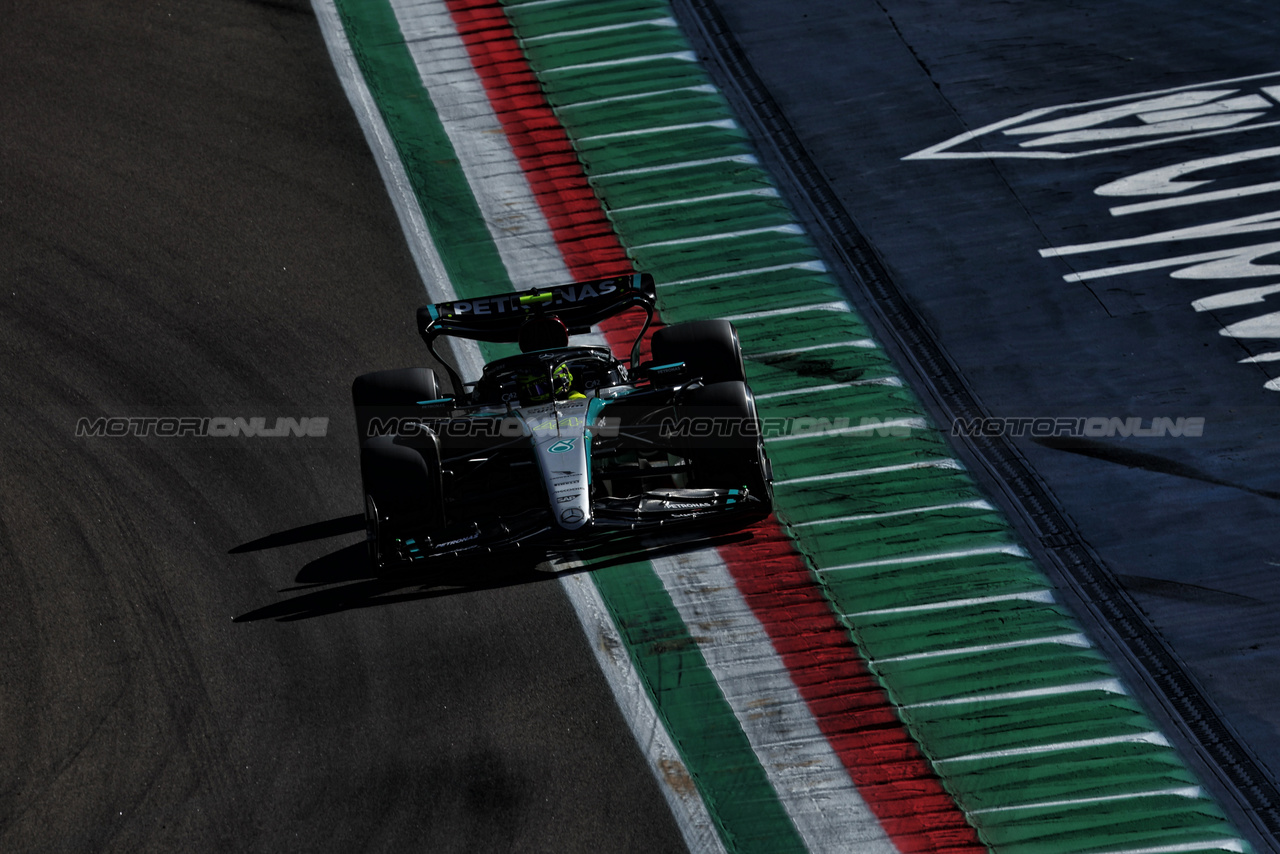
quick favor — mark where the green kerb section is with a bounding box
[331,2,806,851]
[500,0,1253,852]
[590,562,807,854]
[332,0,513,326]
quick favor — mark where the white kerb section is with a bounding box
[391,0,572,289]
[652,547,898,854]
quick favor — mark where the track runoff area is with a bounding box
[312,0,1255,852]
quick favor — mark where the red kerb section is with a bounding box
[441,1,986,850]
[443,0,632,284]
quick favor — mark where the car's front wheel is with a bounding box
[351,366,442,444]
[359,433,445,570]
[651,319,746,384]
[672,381,772,512]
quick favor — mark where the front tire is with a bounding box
[359,434,445,570]
[352,367,441,443]
[673,381,772,512]
[651,319,746,384]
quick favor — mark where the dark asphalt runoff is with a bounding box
[0,2,683,851]
[680,0,1280,847]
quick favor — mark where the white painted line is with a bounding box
[628,223,802,251]
[1058,242,1280,283]
[764,417,926,442]
[1016,113,1266,150]
[901,679,1127,710]
[658,260,827,288]
[721,300,850,322]
[608,188,780,214]
[1192,282,1280,312]
[969,786,1203,815]
[542,51,698,75]
[790,499,992,526]
[748,339,879,357]
[1239,350,1280,364]
[1220,312,1280,339]
[557,84,718,110]
[559,571,729,854]
[1089,841,1246,854]
[1110,179,1280,216]
[754,378,902,400]
[1041,208,1280,257]
[579,119,738,143]
[842,587,1050,616]
[392,0,571,290]
[652,547,898,854]
[874,633,1091,664]
[1096,146,1280,202]
[905,71,1280,160]
[507,0,583,8]
[589,154,758,181]
[520,17,677,44]
[1135,95,1271,125]
[1040,208,1280,282]
[774,459,963,485]
[935,731,1169,764]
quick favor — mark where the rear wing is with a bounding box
[417,273,656,389]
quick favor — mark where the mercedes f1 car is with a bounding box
[352,272,772,569]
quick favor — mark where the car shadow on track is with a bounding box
[228,513,368,555]
[231,546,556,623]
[229,513,756,623]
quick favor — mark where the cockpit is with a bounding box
[472,348,624,406]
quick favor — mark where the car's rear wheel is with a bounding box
[651,319,746,384]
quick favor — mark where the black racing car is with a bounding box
[352,272,772,569]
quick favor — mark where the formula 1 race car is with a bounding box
[352,272,772,569]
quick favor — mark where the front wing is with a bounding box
[374,485,767,566]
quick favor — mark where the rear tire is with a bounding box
[651,319,746,384]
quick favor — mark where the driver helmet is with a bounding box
[517,362,574,404]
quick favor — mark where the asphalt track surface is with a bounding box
[688,0,1280,846]
[0,2,684,851]
[10,0,1280,851]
